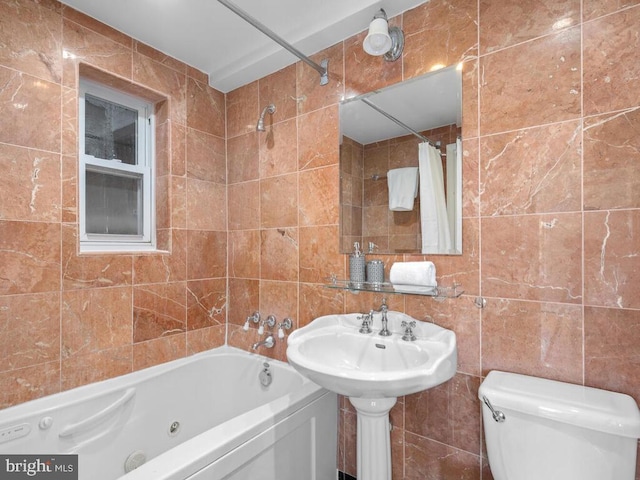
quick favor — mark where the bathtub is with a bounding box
[0,346,337,480]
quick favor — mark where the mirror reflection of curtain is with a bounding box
[418,142,452,253]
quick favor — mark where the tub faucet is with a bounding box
[252,334,275,351]
[376,299,392,336]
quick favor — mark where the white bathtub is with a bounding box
[0,346,337,480]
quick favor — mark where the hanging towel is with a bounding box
[387,167,419,211]
[418,142,452,253]
[389,261,437,287]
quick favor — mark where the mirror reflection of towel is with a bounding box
[387,167,419,211]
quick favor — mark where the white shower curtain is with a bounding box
[418,142,452,253]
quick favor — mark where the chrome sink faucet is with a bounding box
[377,298,391,336]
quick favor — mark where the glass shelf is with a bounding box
[324,276,464,298]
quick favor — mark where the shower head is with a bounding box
[256,104,276,132]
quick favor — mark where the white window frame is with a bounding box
[79,78,156,253]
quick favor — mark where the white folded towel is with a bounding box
[387,167,419,211]
[389,261,437,287]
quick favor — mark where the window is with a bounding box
[79,79,155,252]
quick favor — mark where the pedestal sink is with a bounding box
[286,311,457,480]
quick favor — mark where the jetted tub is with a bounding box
[0,346,337,480]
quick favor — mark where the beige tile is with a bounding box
[481,299,583,383]
[186,325,225,355]
[228,181,260,230]
[0,66,61,152]
[583,0,640,20]
[186,278,226,330]
[62,286,133,357]
[585,306,640,403]
[583,108,640,210]
[584,210,640,309]
[259,118,298,177]
[186,230,226,280]
[226,81,259,139]
[479,0,580,54]
[133,334,186,371]
[61,345,132,391]
[133,282,186,342]
[62,18,132,88]
[260,228,299,282]
[404,431,481,480]
[583,6,640,115]
[228,278,259,326]
[298,106,339,171]
[299,225,342,284]
[481,213,582,303]
[133,230,187,284]
[0,221,61,295]
[62,224,133,290]
[479,27,581,135]
[405,373,482,454]
[186,178,226,231]
[260,174,298,228]
[0,362,60,409]
[227,132,259,184]
[299,165,339,226]
[186,76,224,136]
[403,0,478,78]
[229,229,260,279]
[258,64,297,123]
[186,128,226,183]
[296,44,344,115]
[0,0,63,83]
[0,144,61,222]
[480,121,582,215]
[0,292,60,371]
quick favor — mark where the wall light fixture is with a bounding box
[363,9,404,62]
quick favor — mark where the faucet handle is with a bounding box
[278,318,293,339]
[358,313,373,334]
[259,314,277,335]
[401,320,417,341]
[243,311,261,331]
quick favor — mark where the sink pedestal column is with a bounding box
[349,397,397,480]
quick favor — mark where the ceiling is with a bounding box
[58,0,428,93]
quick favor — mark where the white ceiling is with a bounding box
[58,0,428,93]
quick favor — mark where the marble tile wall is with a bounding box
[1,0,639,479]
[0,0,226,408]
[226,0,640,478]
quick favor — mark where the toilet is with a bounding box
[479,371,640,480]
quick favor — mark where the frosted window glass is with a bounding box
[85,170,142,235]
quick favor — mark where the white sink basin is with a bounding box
[286,312,457,398]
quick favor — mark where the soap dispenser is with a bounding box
[349,242,366,284]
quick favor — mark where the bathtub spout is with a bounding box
[252,335,275,350]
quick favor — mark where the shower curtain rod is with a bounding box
[361,98,435,146]
[217,0,329,86]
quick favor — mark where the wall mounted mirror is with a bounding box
[339,64,462,255]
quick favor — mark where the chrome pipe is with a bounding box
[217,0,329,85]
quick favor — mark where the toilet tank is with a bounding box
[479,371,640,480]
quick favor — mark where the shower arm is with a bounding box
[217,0,329,86]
